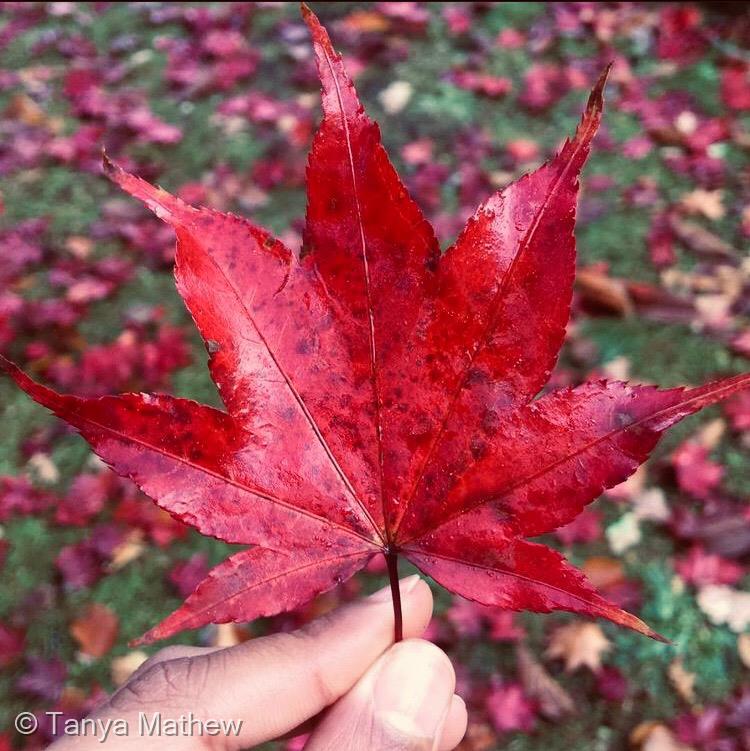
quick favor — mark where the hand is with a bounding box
[50,575,467,751]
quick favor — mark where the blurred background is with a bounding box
[1,2,749,749]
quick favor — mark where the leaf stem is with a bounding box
[385,549,403,643]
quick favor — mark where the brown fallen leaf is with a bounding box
[669,216,737,260]
[577,266,635,316]
[457,721,496,751]
[65,236,94,260]
[661,266,744,298]
[582,557,625,590]
[738,633,750,669]
[58,686,89,713]
[694,418,726,450]
[630,722,696,751]
[631,487,670,522]
[578,270,702,326]
[687,513,750,559]
[694,293,733,329]
[626,280,695,325]
[111,650,149,686]
[648,126,687,148]
[378,80,413,114]
[70,603,119,659]
[697,585,750,632]
[108,529,146,571]
[210,622,246,648]
[601,355,631,381]
[6,93,50,128]
[679,189,725,221]
[341,9,390,33]
[668,658,696,703]
[517,644,575,720]
[27,452,59,484]
[545,622,611,672]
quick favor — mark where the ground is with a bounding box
[0,2,749,750]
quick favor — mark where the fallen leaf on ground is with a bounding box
[577,265,635,316]
[546,622,611,672]
[679,190,724,221]
[631,488,670,522]
[111,650,149,686]
[738,633,750,669]
[486,680,537,733]
[70,603,119,658]
[607,512,642,554]
[631,722,696,751]
[582,557,625,590]
[668,658,696,703]
[668,216,736,259]
[696,585,750,632]
[517,644,575,720]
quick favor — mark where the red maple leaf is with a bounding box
[2,6,749,645]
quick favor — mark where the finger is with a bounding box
[283,693,466,750]
[110,644,222,696]
[134,644,220,671]
[196,575,434,746]
[437,696,468,751]
[304,638,456,751]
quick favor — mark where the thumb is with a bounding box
[303,639,466,751]
[197,574,434,744]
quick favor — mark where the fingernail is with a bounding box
[373,641,454,742]
[369,574,421,603]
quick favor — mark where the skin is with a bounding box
[50,576,467,751]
